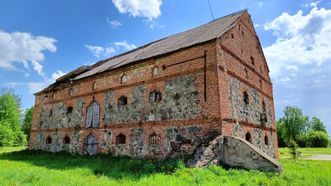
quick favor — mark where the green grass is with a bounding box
[0,147,330,186]
[278,147,331,159]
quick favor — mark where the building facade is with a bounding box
[29,10,280,170]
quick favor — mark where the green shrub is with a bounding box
[299,131,329,147]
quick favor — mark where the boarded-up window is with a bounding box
[85,101,100,128]
[84,134,98,155]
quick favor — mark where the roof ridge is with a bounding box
[208,9,247,23]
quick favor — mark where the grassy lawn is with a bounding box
[279,147,331,158]
[0,147,330,186]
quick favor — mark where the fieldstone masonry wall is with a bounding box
[30,11,280,172]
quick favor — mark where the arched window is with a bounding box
[264,135,269,145]
[121,74,128,84]
[118,96,128,106]
[64,136,70,144]
[244,68,248,79]
[260,101,268,124]
[46,136,52,144]
[245,132,251,143]
[250,56,255,66]
[152,66,159,77]
[67,106,73,114]
[243,91,249,105]
[149,90,162,103]
[85,101,100,128]
[231,33,234,39]
[116,133,126,144]
[92,81,97,91]
[149,132,160,145]
[69,87,74,96]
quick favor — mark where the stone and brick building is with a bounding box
[29,10,281,171]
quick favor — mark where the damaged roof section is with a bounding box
[36,9,247,95]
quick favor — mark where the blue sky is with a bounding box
[0,0,330,134]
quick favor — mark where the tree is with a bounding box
[281,106,308,144]
[309,116,327,133]
[22,107,34,142]
[0,90,27,146]
[276,118,286,147]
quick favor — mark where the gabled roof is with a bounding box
[37,9,246,94]
[74,9,246,80]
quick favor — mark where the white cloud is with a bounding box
[106,18,122,28]
[85,44,115,58]
[0,29,57,77]
[263,7,331,80]
[112,0,162,20]
[144,19,165,29]
[114,41,137,50]
[258,2,263,7]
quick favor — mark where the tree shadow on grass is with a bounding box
[0,149,183,181]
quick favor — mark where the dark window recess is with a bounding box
[250,56,255,66]
[245,132,251,143]
[260,101,268,125]
[67,106,73,114]
[118,96,128,106]
[231,33,234,39]
[264,136,269,145]
[149,90,162,103]
[242,31,244,36]
[46,136,52,144]
[149,133,160,145]
[244,68,248,79]
[49,109,53,117]
[243,91,249,105]
[116,133,126,144]
[64,136,70,144]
